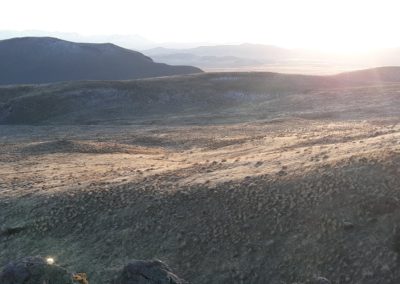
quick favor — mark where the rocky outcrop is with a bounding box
[0,257,186,284]
[0,256,74,284]
[113,259,187,284]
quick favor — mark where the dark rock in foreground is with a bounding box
[113,259,187,284]
[0,256,73,283]
[313,276,331,284]
[0,257,186,284]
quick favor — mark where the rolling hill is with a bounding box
[0,67,399,125]
[0,37,203,85]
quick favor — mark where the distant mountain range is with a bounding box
[0,30,209,50]
[0,30,157,50]
[143,44,400,71]
[0,37,202,85]
[143,44,293,69]
[2,35,400,86]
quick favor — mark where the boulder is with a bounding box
[0,256,74,284]
[313,276,331,284]
[113,259,186,284]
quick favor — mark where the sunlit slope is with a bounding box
[0,121,399,283]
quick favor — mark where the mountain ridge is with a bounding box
[0,37,203,85]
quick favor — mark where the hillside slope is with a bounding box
[333,66,400,83]
[0,67,400,283]
[0,120,399,283]
[0,67,400,125]
[0,37,202,85]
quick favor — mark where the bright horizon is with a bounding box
[2,0,400,52]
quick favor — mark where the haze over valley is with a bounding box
[4,30,400,75]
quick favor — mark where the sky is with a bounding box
[1,0,400,51]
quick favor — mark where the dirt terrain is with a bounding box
[0,69,400,283]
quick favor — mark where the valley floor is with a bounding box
[1,117,399,283]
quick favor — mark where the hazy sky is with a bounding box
[1,0,400,51]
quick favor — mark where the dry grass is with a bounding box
[1,70,400,283]
[0,118,399,283]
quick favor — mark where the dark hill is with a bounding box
[1,67,400,125]
[0,37,202,85]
